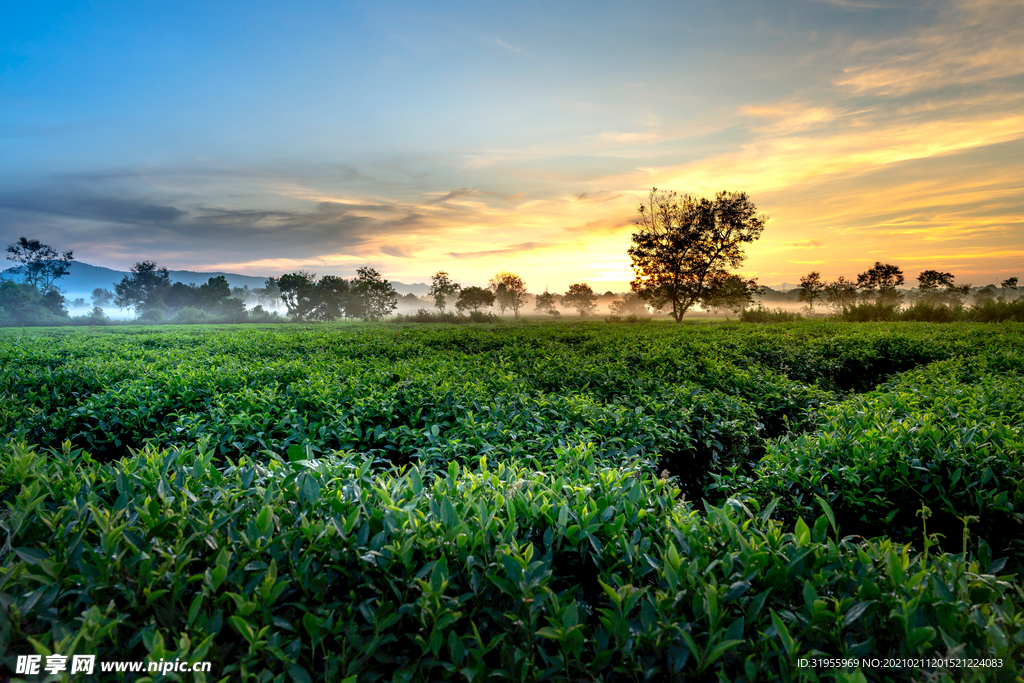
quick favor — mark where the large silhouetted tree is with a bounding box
[628,188,766,322]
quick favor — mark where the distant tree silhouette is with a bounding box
[352,267,397,321]
[313,275,351,321]
[456,286,495,313]
[278,271,319,320]
[91,288,114,308]
[798,271,825,312]
[489,271,527,318]
[534,290,559,315]
[824,276,859,313]
[609,292,649,316]
[857,262,904,305]
[428,271,461,313]
[562,283,598,316]
[916,270,968,307]
[702,274,761,315]
[114,261,171,314]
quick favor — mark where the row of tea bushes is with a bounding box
[3,440,1022,681]
[3,322,1018,500]
[715,356,1024,563]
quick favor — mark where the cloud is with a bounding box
[834,0,1024,95]
[429,187,478,204]
[573,191,623,204]
[381,245,416,258]
[0,194,185,224]
[446,242,549,259]
[789,240,824,248]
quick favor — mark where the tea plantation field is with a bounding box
[1,321,1023,682]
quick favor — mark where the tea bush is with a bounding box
[2,441,1022,682]
[2,320,1024,680]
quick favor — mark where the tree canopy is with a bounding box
[352,267,398,321]
[916,270,968,307]
[628,188,766,322]
[456,286,495,313]
[562,283,598,316]
[857,262,904,305]
[489,271,527,318]
[798,271,825,312]
[114,261,171,313]
[5,237,75,292]
[428,271,460,313]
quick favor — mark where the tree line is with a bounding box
[4,185,1020,326]
[796,264,1019,314]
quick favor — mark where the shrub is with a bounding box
[718,358,1024,559]
[836,302,900,321]
[172,306,214,324]
[2,441,1021,681]
[739,305,801,323]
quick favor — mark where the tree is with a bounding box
[91,288,114,308]
[455,286,495,313]
[1001,277,1018,299]
[0,281,69,324]
[823,276,859,312]
[609,292,650,316]
[278,271,319,320]
[798,271,826,313]
[352,267,398,321]
[258,278,282,308]
[534,290,559,315]
[628,188,767,322]
[916,270,968,306]
[562,283,598,316]
[428,271,461,313]
[197,276,232,310]
[5,237,75,292]
[702,274,761,315]
[114,261,171,313]
[857,262,904,305]
[313,275,351,321]
[489,271,527,318]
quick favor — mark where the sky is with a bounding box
[1,0,1022,291]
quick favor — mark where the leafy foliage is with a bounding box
[2,321,1024,680]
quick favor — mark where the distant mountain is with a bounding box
[0,261,431,301]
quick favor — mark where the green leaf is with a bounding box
[288,444,304,462]
[770,610,795,656]
[287,664,312,683]
[814,494,836,531]
[842,600,874,628]
[722,581,750,602]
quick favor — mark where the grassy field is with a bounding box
[2,320,1023,681]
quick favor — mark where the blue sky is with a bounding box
[2,0,1022,289]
